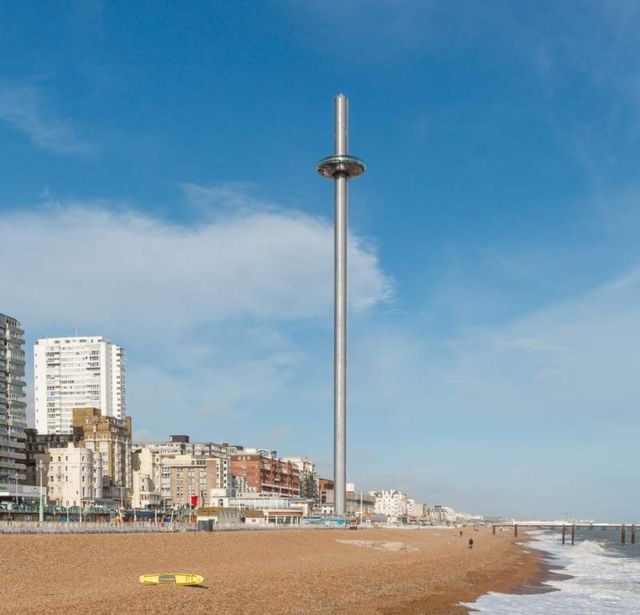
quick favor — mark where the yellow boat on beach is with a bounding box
[139,573,204,586]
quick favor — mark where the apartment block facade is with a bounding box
[167,454,229,508]
[34,336,125,435]
[0,313,27,482]
[281,456,318,501]
[47,443,103,507]
[22,428,74,487]
[230,452,300,497]
[72,407,132,500]
[135,435,232,503]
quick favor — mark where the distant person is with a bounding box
[468,538,474,549]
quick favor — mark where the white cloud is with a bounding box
[442,268,640,419]
[0,84,90,154]
[352,263,640,422]
[0,193,391,331]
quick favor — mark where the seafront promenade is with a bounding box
[0,527,538,614]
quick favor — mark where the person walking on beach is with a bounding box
[468,538,474,549]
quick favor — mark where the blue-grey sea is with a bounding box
[462,528,640,613]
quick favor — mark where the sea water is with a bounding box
[462,528,640,613]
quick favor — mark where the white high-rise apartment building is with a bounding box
[34,337,125,435]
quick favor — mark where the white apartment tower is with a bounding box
[34,337,125,435]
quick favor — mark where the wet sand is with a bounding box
[0,527,541,614]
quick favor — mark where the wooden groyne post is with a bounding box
[561,525,566,545]
[631,524,636,545]
[621,524,626,545]
[492,525,496,535]
[571,524,575,546]
[514,524,518,538]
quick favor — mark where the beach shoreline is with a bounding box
[0,526,543,614]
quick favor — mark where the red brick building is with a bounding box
[231,453,300,496]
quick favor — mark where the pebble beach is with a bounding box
[0,527,540,614]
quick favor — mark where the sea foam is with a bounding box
[461,531,640,614]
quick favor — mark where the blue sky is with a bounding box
[2,1,640,520]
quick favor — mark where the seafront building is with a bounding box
[230,451,300,497]
[227,493,309,523]
[407,499,428,520]
[316,480,376,516]
[34,336,125,435]
[428,505,465,525]
[166,454,229,508]
[346,488,376,516]
[72,407,132,501]
[47,442,103,507]
[138,434,235,458]
[132,438,318,509]
[22,407,132,505]
[131,447,162,508]
[0,313,27,483]
[133,436,233,507]
[317,477,334,511]
[281,456,318,501]
[371,490,408,522]
[22,428,74,488]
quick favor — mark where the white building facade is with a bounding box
[34,336,125,435]
[427,505,457,525]
[371,490,408,522]
[47,443,103,507]
[131,447,162,508]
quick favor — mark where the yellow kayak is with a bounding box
[139,573,204,586]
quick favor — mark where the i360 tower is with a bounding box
[317,95,366,516]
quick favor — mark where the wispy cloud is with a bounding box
[0,83,91,155]
[0,188,391,328]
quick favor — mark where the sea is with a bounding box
[462,528,640,613]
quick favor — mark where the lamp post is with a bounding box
[317,94,366,517]
[38,459,44,523]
